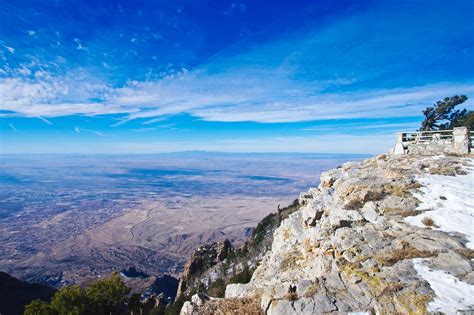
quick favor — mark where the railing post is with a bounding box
[393,132,405,155]
[452,127,469,154]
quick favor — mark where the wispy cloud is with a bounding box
[1,70,473,123]
[2,45,15,54]
[1,0,472,125]
[37,116,52,125]
[301,122,420,133]
[8,123,17,131]
[74,127,104,136]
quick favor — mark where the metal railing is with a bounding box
[470,131,474,149]
[402,130,454,144]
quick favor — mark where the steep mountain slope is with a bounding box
[176,200,300,298]
[181,153,474,314]
[0,271,56,315]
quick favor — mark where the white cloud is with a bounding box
[1,0,473,126]
[1,19,473,124]
[301,122,420,132]
[37,116,53,125]
[3,45,15,54]
[76,43,87,50]
[2,67,473,124]
[74,127,104,136]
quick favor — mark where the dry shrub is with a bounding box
[280,248,304,271]
[378,283,405,297]
[304,281,319,298]
[376,242,436,266]
[384,181,422,198]
[344,199,363,210]
[284,292,298,301]
[199,297,263,315]
[381,207,422,217]
[455,248,474,260]
[422,217,438,227]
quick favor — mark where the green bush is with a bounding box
[228,265,253,284]
[164,295,188,315]
[85,273,131,314]
[24,300,53,315]
[50,285,88,315]
[207,278,226,298]
[24,273,131,315]
[252,213,278,244]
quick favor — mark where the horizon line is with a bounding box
[0,150,372,156]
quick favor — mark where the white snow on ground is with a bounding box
[408,158,474,313]
[413,258,474,314]
[405,158,474,248]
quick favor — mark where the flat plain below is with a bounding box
[0,152,367,287]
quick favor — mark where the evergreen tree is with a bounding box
[24,273,131,315]
[24,300,53,315]
[50,285,88,315]
[85,272,131,314]
[420,95,472,130]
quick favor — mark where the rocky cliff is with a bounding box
[180,152,474,314]
[176,200,300,299]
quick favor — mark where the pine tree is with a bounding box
[420,95,472,130]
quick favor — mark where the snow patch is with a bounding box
[413,258,474,314]
[405,159,474,248]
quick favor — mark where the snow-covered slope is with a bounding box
[406,162,474,248]
[407,159,474,314]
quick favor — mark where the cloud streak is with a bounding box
[1,0,473,125]
[1,71,472,123]
[37,116,52,125]
[74,127,104,136]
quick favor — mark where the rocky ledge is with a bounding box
[181,153,474,314]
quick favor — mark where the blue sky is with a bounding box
[0,0,473,154]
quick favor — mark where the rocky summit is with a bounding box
[180,152,474,314]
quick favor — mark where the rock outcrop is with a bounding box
[177,240,233,297]
[181,153,474,314]
[176,200,300,300]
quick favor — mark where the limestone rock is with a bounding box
[225,283,252,299]
[320,168,342,188]
[179,153,474,314]
[180,301,195,315]
[360,201,379,223]
[191,293,210,306]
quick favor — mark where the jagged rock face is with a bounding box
[177,239,233,297]
[223,153,473,314]
[176,200,301,299]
